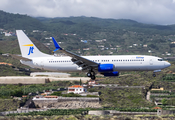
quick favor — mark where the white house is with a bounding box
[4,32,12,36]
[143,44,147,47]
[68,85,87,94]
[88,80,96,85]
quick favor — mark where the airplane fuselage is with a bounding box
[20,55,170,72]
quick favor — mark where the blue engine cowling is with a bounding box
[103,71,119,76]
[98,64,114,72]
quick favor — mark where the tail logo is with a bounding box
[22,44,34,55]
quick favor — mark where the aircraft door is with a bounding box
[150,59,153,65]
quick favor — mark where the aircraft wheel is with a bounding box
[87,72,92,77]
[91,75,96,80]
[153,73,156,77]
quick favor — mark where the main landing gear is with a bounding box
[87,70,96,80]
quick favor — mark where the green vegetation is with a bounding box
[0,99,21,112]
[150,95,175,99]
[93,87,153,108]
[161,98,168,105]
[7,108,157,116]
[166,98,175,106]
[0,81,73,99]
[150,90,170,93]
[50,91,62,96]
[8,109,88,116]
[0,10,45,30]
[162,74,175,82]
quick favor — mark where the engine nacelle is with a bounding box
[103,71,119,76]
[98,64,114,72]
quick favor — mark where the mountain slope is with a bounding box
[36,16,175,35]
[0,10,45,30]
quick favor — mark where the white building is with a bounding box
[143,44,147,47]
[4,32,12,36]
[88,80,96,85]
[68,85,87,94]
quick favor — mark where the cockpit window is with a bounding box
[158,59,163,61]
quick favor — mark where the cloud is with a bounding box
[0,0,175,25]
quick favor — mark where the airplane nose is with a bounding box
[164,61,171,68]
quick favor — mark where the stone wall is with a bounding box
[157,109,175,115]
[0,76,49,84]
[0,76,89,84]
[33,97,101,109]
[88,110,157,115]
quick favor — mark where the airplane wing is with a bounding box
[52,37,99,70]
[7,53,32,61]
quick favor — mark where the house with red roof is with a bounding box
[68,85,87,94]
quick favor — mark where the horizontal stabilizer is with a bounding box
[8,53,32,61]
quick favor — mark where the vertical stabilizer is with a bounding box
[16,30,51,58]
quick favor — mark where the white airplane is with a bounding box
[14,30,171,80]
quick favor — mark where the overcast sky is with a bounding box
[0,0,175,25]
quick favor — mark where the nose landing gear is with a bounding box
[153,73,156,77]
[152,70,161,77]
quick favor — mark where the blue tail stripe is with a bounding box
[52,37,62,51]
[52,37,60,48]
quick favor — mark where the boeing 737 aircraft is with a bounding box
[14,30,171,80]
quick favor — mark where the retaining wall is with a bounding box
[33,97,100,109]
[0,76,89,84]
[88,110,157,115]
[0,76,49,84]
[157,109,175,115]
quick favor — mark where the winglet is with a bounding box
[52,37,62,52]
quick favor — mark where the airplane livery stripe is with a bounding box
[23,44,33,46]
